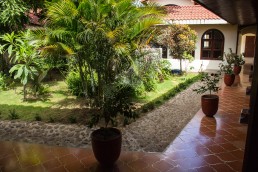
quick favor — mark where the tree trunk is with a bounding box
[180,58,183,73]
[77,57,88,98]
[89,67,95,94]
[0,54,9,74]
[96,72,104,107]
[23,84,27,101]
[0,56,3,73]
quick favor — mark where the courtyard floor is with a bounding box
[0,73,250,172]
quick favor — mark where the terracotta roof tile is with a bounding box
[164,5,221,20]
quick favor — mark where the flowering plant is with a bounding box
[193,72,221,96]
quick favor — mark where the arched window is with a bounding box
[201,29,224,60]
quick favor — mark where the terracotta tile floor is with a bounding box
[0,74,250,172]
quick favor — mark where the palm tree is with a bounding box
[33,0,163,107]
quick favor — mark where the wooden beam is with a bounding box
[242,25,258,171]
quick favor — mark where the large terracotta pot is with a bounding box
[233,65,242,75]
[224,74,235,86]
[201,95,219,117]
[91,127,122,167]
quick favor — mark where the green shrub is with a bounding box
[155,100,162,106]
[160,60,172,79]
[146,102,155,110]
[48,116,55,123]
[163,95,170,100]
[66,70,97,98]
[34,113,42,121]
[168,90,176,97]
[31,83,50,97]
[133,82,146,97]
[143,78,157,92]
[8,109,19,120]
[178,82,187,90]
[68,116,77,124]
[66,71,84,97]
[0,72,8,90]
[88,82,137,127]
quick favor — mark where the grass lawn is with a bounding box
[0,73,198,124]
[0,81,90,123]
[136,73,198,103]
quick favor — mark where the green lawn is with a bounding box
[136,73,198,103]
[0,73,199,124]
[0,81,89,123]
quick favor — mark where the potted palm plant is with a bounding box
[193,72,221,117]
[88,83,135,167]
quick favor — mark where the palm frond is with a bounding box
[129,17,161,40]
[46,0,78,28]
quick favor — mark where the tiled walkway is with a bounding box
[0,74,250,172]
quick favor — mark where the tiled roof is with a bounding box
[164,5,221,20]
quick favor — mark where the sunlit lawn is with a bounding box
[0,81,88,123]
[137,73,197,103]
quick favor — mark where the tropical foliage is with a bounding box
[29,0,164,126]
[0,0,201,127]
[0,0,28,32]
[0,31,47,100]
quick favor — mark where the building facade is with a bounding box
[148,0,241,71]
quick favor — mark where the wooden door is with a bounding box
[244,36,255,57]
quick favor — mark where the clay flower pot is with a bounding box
[233,65,242,75]
[91,127,122,167]
[224,74,235,86]
[201,95,219,117]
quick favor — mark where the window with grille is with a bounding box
[201,29,224,60]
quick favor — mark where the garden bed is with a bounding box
[0,73,199,125]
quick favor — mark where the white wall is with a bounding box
[166,24,238,72]
[150,0,194,6]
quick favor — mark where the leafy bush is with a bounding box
[8,109,19,120]
[48,116,55,123]
[115,70,146,97]
[133,82,146,97]
[66,70,97,98]
[38,84,50,95]
[88,82,137,127]
[0,72,8,90]
[143,77,157,92]
[68,116,77,124]
[0,0,28,31]
[34,113,42,121]
[32,84,50,96]
[159,60,172,79]
[66,71,84,97]
[136,51,167,92]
